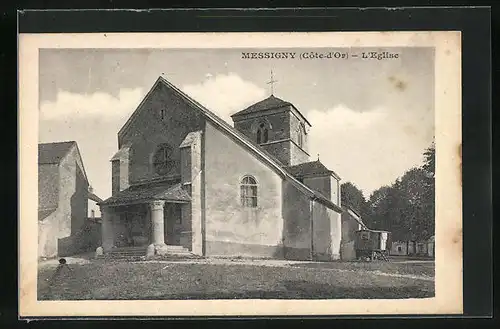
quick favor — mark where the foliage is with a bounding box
[357,142,435,241]
[340,181,370,221]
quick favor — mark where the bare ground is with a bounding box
[38,257,434,300]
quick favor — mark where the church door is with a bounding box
[164,203,182,245]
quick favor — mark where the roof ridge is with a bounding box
[155,76,342,213]
[38,141,77,165]
[39,140,76,146]
[231,94,292,118]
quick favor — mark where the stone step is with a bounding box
[167,249,191,254]
[109,248,147,253]
[112,247,148,252]
[96,254,146,260]
[165,245,188,250]
[96,245,194,260]
[108,252,146,257]
[108,251,147,255]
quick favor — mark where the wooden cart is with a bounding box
[354,229,392,261]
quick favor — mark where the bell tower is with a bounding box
[231,94,311,166]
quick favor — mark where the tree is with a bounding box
[364,142,436,241]
[395,167,434,240]
[341,182,371,226]
[422,140,435,177]
[341,182,365,213]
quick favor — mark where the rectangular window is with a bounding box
[240,185,257,207]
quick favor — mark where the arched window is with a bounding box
[256,122,269,144]
[152,143,174,175]
[297,124,305,148]
[240,176,258,208]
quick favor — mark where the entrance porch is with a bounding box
[96,182,193,258]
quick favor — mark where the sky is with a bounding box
[39,47,435,200]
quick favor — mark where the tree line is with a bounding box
[341,141,435,242]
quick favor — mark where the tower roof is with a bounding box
[231,95,311,126]
[231,95,291,117]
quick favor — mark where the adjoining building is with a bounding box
[38,141,102,258]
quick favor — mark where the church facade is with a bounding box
[98,76,344,261]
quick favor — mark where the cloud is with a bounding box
[39,79,433,201]
[39,87,144,199]
[182,73,266,124]
[308,104,433,197]
[40,88,144,120]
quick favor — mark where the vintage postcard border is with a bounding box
[19,31,462,317]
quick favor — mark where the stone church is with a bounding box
[98,76,345,261]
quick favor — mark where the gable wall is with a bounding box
[204,121,284,258]
[119,82,206,184]
[38,163,59,210]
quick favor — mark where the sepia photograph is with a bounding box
[19,31,462,317]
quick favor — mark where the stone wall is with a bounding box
[282,180,312,260]
[340,211,361,260]
[232,108,309,166]
[311,201,342,261]
[56,146,89,257]
[289,141,310,166]
[180,131,203,255]
[38,210,59,258]
[204,121,284,258]
[38,164,59,209]
[233,109,291,142]
[289,111,310,157]
[118,82,205,184]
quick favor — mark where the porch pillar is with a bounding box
[100,205,115,252]
[150,200,166,246]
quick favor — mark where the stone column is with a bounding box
[100,205,115,252]
[148,200,167,256]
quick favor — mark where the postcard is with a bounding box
[19,31,462,317]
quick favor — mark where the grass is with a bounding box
[289,260,435,277]
[38,259,434,300]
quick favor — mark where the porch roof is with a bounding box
[99,182,191,206]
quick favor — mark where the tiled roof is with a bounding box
[117,76,343,214]
[38,141,75,164]
[99,182,191,206]
[286,160,340,179]
[231,95,292,117]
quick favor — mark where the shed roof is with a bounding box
[99,182,191,206]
